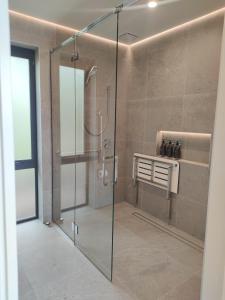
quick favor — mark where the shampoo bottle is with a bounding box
[159,140,166,156]
[174,141,181,159]
[166,141,173,157]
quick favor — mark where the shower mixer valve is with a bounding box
[103,138,111,150]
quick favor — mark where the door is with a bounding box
[51,12,119,280]
[11,46,38,223]
[73,13,119,280]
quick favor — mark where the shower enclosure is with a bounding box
[50,8,120,280]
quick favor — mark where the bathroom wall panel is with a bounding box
[147,33,187,99]
[182,93,217,133]
[178,162,210,206]
[140,184,170,223]
[144,97,183,144]
[124,14,224,240]
[175,196,208,240]
[185,16,224,95]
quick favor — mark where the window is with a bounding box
[11,46,38,223]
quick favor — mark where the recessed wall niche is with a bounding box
[156,130,212,165]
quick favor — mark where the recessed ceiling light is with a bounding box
[148,1,158,8]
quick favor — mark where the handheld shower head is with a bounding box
[85,66,97,85]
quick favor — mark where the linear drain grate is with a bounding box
[132,212,204,252]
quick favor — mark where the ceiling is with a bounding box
[9,0,225,44]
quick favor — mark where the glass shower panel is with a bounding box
[73,13,119,280]
[51,40,87,240]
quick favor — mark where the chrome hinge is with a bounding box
[72,222,79,235]
[114,4,123,14]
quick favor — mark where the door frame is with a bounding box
[0,0,18,298]
[11,45,39,224]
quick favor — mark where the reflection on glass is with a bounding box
[16,168,36,221]
[73,14,117,280]
[59,66,84,155]
[51,12,117,280]
[61,163,87,210]
[11,56,32,161]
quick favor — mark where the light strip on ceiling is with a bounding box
[9,10,129,48]
[9,7,225,49]
[131,7,225,48]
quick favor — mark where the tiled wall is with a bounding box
[124,14,224,240]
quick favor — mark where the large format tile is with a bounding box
[140,184,170,223]
[144,97,183,144]
[175,197,208,240]
[114,203,203,300]
[185,15,223,95]
[146,31,187,99]
[18,203,203,300]
[127,101,148,143]
[178,162,210,205]
[181,93,217,133]
[159,274,202,300]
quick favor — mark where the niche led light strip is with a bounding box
[9,7,225,48]
[160,131,212,139]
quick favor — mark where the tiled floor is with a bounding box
[113,203,203,300]
[17,202,203,300]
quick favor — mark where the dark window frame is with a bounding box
[11,45,39,224]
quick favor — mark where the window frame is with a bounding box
[11,45,38,224]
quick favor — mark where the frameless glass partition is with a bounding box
[74,13,118,279]
[51,41,78,240]
[51,11,119,279]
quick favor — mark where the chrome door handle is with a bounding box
[102,159,108,186]
[114,156,118,184]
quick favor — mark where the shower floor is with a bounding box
[17,202,203,300]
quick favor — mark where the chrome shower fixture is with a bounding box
[71,51,79,62]
[85,66,98,85]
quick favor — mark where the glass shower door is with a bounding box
[51,10,119,280]
[73,13,119,280]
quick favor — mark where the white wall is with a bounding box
[201,16,225,300]
[0,0,18,299]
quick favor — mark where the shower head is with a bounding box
[85,66,97,85]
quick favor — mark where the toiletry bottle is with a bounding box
[174,141,181,159]
[166,141,173,157]
[160,140,166,156]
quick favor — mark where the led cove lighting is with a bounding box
[9,7,225,48]
[148,1,158,8]
[132,7,225,47]
[9,10,129,48]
